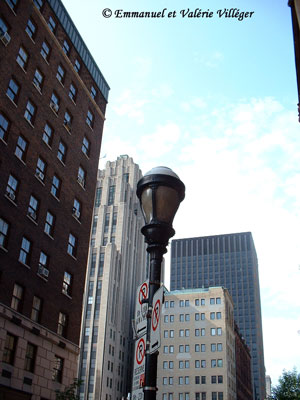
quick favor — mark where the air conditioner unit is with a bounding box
[38,264,49,278]
[50,101,59,113]
[72,208,80,219]
[36,170,44,181]
[1,32,11,46]
[28,210,37,220]
[6,191,15,201]
[77,176,85,186]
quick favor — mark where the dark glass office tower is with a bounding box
[170,232,265,400]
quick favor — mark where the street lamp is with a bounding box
[136,166,185,400]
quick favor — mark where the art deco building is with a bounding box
[0,0,109,398]
[78,155,147,400]
[157,287,236,400]
[170,233,265,400]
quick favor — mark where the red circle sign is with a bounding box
[136,337,145,365]
[139,283,148,305]
[152,299,161,331]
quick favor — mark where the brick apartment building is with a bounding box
[0,0,109,398]
[289,0,300,121]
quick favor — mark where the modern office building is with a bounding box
[170,232,265,400]
[0,0,109,398]
[78,155,147,400]
[288,0,300,121]
[157,287,236,400]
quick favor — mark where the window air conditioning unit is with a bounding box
[28,210,37,220]
[6,191,15,201]
[77,176,85,186]
[72,208,80,219]
[1,32,11,46]
[50,101,59,113]
[38,264,49,278]
[36,170,44,180]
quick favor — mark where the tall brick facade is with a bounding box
[0,0,109,398]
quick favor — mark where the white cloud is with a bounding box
[113,89,149,124]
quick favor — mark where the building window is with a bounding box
[211,343,216,352]
[195,299,199,306]
[53,355,64,382]
[33,0,43,10]
[201,299,205,305]
[0,217,9,249]
[33,68,44,91]
[62,39,70,55]
[201,328,205,336]
[28,195,39,220]
[95,187,102,207]
[44,211,55,237]
[217,328,222,336]
[210,312,215,320]
[218,376,223,383]
[42,123,53,146]
[41,41,51,62]
[217,343,222,351]
[104,213,110,233]
[86,110,94,128]
[25,18,37,39]
[185,314,190,321]
[56,64,65,84]
[36,157,46,182]
[216,297,221,304]
[82,136,90,157]
[24,343,37,372]
[57,312,68,337]
[15,135,28,162]
[69,83,77,102]
[16,46,29,70]
[50,92,60,113]
[63,111,72,131]
[0,113,10,142]
[48,16,56,32]
[57,140,67,164]
[91,86,97,99]
[211,359,217,368]
[3,333,17,365]
[5,0,18,11]
[11,283,23,311]
[108,185,115,205]
[39,251,48,268]
[216,312,221,319]
[211,328,216,336]
[31,296,42,322]
[6,174,18,201]
[201,360,206,368]
[68,233,77,257]
[195,313,199,321]
[24,100,36,125]
[78,166,86,188]
[62,271,72,296]
[210,298,215,305]
[73,198,81,219]
[217,359,223,367]
[51,175,61,198]
[7,78,20,104]
[74,59,81,73]
[19,237,31,265]
[201,313,205,320]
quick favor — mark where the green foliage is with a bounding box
[55,379,81,400]
[272,368,300,400]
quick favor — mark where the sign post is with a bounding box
[149,286,163,354]
[132,335,146,400]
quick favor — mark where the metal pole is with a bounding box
[143,244,165,400]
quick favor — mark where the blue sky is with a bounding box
[62,0,300,386]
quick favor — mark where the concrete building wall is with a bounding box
[157,287,236,400]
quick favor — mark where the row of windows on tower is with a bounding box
[162,392,224,400]
[2,0,99,102]
[163,312,222,323]
[0,216,79,273]
[163,375,224,385]
[3,330,65,383]
[165,297,221,308]
[10,281,71,335]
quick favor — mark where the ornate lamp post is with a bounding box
[136,166,185,400]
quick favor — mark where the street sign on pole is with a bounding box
[134,280,149,338]
[149,286,163,354]
[132,335,146,400]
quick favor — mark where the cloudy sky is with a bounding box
[62,0,300,385]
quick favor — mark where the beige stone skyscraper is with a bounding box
[78,155,147,400]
